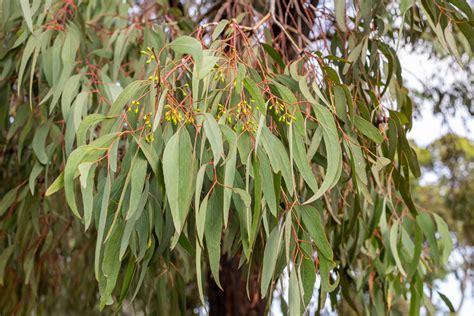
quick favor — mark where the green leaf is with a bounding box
[389,222,407,277]
[45,172,64,196]
[401,0,415,15]
[203,113,224,164]
[194,163,208,240]
[261,226,282,297]
[333,85,349,124]
[300,78,342,203]
[258,150,278,216]
[0,245,14,286]
[335,0,347,31]
[223,142,237,227]
[289,266,301,316]
[32,120,51,164]
[100,223,124,309]
[18,36,38,94]
[80,163,96,230]
[300,256,316,307]
[195,240,205,306]
[261,43,285,69]
[28,162,43,195]
[244,78,266,113]
[64,147,93,219]
[133,134,160,177]
[62,24,80,64]
[102,80,149,134]
[95,173,112,279]
[61,74,81,118]
[292,128,318,193]
[433,214,453,266]
[212,20,228,41]
[205,192,223,289]
[162,128,195,234]
[152,88,168,132]
[78,162,94,188]
[77,114,107,146]
[444,27,461,64]
[416,212,439,260]
[297,205,333,260]
[169,36,203,70]
[354,115,384,144]
[64,134,118,219]
[319,255,339,292]
[261,125,293,192]
[196,193,208,246]
[437,291,455,313]
[125,156,148,220]
[20,0,34,32]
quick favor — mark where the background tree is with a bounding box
[414,134,474,311]
[0,0,472,315]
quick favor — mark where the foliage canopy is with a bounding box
[0,0,472,314]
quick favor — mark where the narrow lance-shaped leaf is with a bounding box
[64,134,118,219]
[223,138,237,227]
[299,78,342,204]
[125,155,148,220]
[261,226,282,297]
[162,128,195,234]
[32,120,51,164]
[297,205,333,260]
[203,113,224,164]
[354,115,384,144]
[389,222,407,277]
[205,192,223,289]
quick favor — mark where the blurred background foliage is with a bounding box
[413,134,474,311]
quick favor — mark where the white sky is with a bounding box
[399,49,474,146]
[396,49,473,315]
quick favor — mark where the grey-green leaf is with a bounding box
[162,128,195,234]
[125,156,148,220]
[203,113,224,164]
[261,226,282,297]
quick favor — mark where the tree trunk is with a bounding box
[207,256,267,316]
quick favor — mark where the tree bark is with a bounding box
[207,255,267,316]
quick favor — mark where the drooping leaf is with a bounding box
[125,155,148,220]
[354,115,384,144]
[261,226,282,297]
[162,128,195,234]
[203,113,224,164]
[297,205,333,260]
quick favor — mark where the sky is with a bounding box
[399,49,474,147]
[400,49,474,315]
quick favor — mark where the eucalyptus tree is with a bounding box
[0,0,472,314]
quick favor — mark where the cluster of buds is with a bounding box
[213,65,224,83]
[269,100,285,114]
[217,103,226,118]
[143,112,152,129]
[278,112,296,125]
[140,47,156,64]
[236,100,252,116]
[148,75,159,81]
[269,100,296,125]
[143,112,154,143]
[242,119,257,133]
[145,134,155,143]
[165,106,182,125]
[128,100,140,113]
